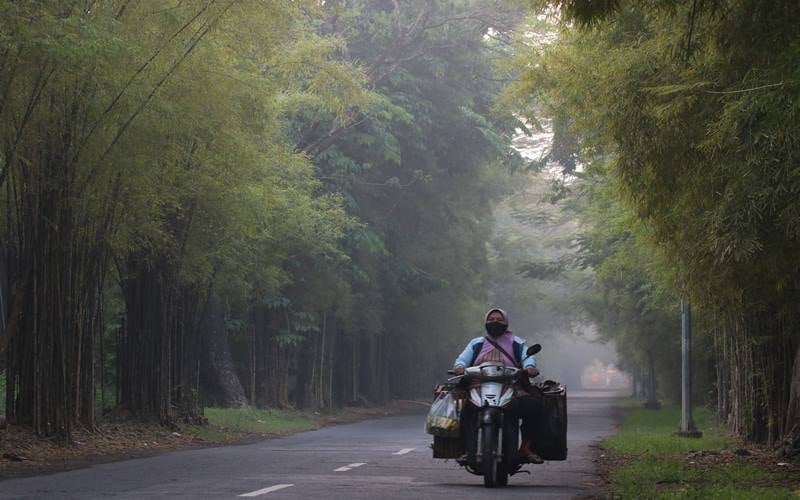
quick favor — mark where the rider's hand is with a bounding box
[526,367,539,377]
[453,366,465,375]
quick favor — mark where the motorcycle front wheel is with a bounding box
[481,424,507,487]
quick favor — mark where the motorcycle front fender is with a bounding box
[480,406,503,426]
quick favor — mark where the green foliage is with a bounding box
[0,0,353,296]
[605,404,731,455]
[574,181,683,385]
[507,0,800,441]
[204,407,319,435]
[521,1,800,313]
[0,0,528,429]
[532,0,622,26]
[0,0,364,430]
[278,0,527,398]
[611,459,792,500]
[199,406,378,438]
[607,404,791,499]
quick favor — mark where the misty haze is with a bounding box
[0,1,798,498]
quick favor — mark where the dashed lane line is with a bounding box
[334,462,367,472]
[392,448,415,455]
[238,484,294,497]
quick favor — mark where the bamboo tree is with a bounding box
[512,0,800,450]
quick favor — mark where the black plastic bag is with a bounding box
[532,382,568,461]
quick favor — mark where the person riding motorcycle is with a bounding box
[453,308,544,464]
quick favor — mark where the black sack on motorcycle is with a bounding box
[429,384,467,458]
[531,382,568,461]
[432,435,465,459]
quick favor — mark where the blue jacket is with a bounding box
[453,336,536,370]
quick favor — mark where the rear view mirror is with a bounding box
[527,344,541,356]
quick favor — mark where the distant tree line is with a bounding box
[0,0,525,441]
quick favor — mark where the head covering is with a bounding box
[485,308,509,324]
[476,307,516,366]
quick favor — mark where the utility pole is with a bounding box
[677,300,702,437]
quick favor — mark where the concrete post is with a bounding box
[677,300,702,437]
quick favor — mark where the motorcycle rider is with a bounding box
[453,308,544,464]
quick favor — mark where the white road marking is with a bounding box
[393,448,415,455]
[334,462,367,472]
[238,484,294,497]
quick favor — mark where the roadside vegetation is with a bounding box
[200,406,388,436]
[0,371,5,415]
[605,401,731,455]
[203,407,319,436]
[502,0,800,459]
[604,401,796,498]
[3,4,800,495]
[0,0,526,443]
[187,404,400,444]
[0,404,403,475]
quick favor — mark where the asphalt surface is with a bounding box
[0,390,623,499]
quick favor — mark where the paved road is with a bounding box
[0,391,622,499]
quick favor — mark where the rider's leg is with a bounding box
[460,403,478,461]
[514,395,544,464]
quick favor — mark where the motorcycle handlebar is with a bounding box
[446,369,536,382]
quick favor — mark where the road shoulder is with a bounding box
[595,399,800,498]
[0,402,424,480]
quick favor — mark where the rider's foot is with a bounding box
[518,440,544,464]
[518,450,544,464]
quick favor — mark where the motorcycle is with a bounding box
[430,344,567,488]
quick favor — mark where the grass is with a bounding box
[611,458,791,499]
[605,399,732,454]
[185,422,239,442]
[195,406,381,439]
[605,400,794,499]
[203,407,322,434]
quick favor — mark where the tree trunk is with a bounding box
[5,140,106,440]
[119,261,164,419]
[253,305,289,408]
[294,326,314,410]
[631,371,639,398]
[248,321,256,405]
[203,292,246,407]
[119,258,205,423]
[644,351,661,409]
[781,343,800,456]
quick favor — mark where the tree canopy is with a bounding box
[0,0,528,441]
[506,0,800,449]
[3,0,800,458]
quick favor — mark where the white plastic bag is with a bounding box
[425,391,460,437]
